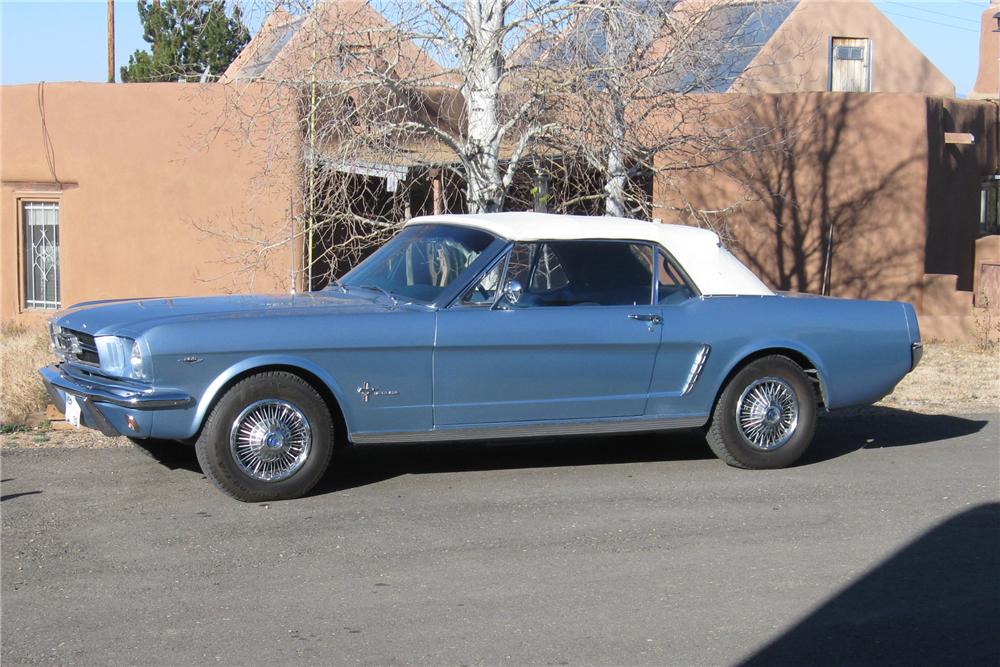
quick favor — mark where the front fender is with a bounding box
[194,355,354,436]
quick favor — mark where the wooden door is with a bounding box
[831,37,871,92]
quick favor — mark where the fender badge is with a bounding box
[357,381,399,403]
[179,356,204,364]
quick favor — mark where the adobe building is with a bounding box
[0,82,302,324]
[653,93,998,340]
[2,0,998,342]
[721,0,955,96]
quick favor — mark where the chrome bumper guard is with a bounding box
[911,342,924,370]
[39,365,194,437]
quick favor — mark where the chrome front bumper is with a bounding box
[39,364,194,437]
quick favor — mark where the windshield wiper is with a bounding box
[358,284,399,308]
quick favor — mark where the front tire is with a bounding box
[195,372,334,502]
[705,356,816,469]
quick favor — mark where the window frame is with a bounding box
[452,238,701,310]
[17,195,62,312]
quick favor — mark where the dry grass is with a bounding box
[1,320,54,427]
[876,342,999,414]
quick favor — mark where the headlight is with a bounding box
[95,336,149,380]
[95,336,130,377]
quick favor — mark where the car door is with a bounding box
[433,240,663,426]
[644,248,714,416]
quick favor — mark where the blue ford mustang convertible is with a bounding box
[41,213,923,501]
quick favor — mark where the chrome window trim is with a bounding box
[444,230,704,310]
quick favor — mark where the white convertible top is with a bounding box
[406,212,774,296]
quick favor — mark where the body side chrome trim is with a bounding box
[682,345,711,395]
[350,414,708,444]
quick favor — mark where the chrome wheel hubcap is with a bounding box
[229,399,312,482]
[736,376,799,451]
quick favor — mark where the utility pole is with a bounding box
[106,0,115,83]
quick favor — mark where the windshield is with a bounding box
[337,224,496,303]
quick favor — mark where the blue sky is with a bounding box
[0,1,988,96]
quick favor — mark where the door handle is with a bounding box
[628,313,662,325]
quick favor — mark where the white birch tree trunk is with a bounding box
[462,0,507,213]
[604,96,628,217]
[601,2,630,218]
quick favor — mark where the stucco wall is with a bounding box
[734,0,955,96]
[653,92,982,309]
[925,98,999,292]
[1,82,301,322]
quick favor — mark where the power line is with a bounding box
[880,8,979,32]
[885,1,979,24]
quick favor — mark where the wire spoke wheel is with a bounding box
[229,399,312,482]
[735,376,799,451]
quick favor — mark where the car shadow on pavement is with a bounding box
[739,502,1000,666]
[128,439,202,473]
[803,407,991,465]
[315,429,714,494]
[127,407,992,495]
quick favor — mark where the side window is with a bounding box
[509,240,654,307]
[657,249,696,304]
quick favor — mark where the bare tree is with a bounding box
[207,0,809,289]
[211,0,586,285]
[532,0,806,220]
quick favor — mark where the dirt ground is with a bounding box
[2,342,997,451]
[874,342,999,414]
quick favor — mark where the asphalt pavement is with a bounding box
[2,408,998,666]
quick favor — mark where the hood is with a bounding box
[53,291,402,337]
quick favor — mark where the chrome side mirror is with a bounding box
[502,279,523,306]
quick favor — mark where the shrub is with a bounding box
[1,320,53,427]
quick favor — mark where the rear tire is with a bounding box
[195,371,334,502]
[705,356,816,469]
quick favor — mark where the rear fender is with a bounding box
[717,339,832,409]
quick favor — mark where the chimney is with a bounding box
[970,1,1000,99]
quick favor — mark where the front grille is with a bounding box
[59,328,100,366]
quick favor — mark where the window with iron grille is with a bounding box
[22,201,60,309]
